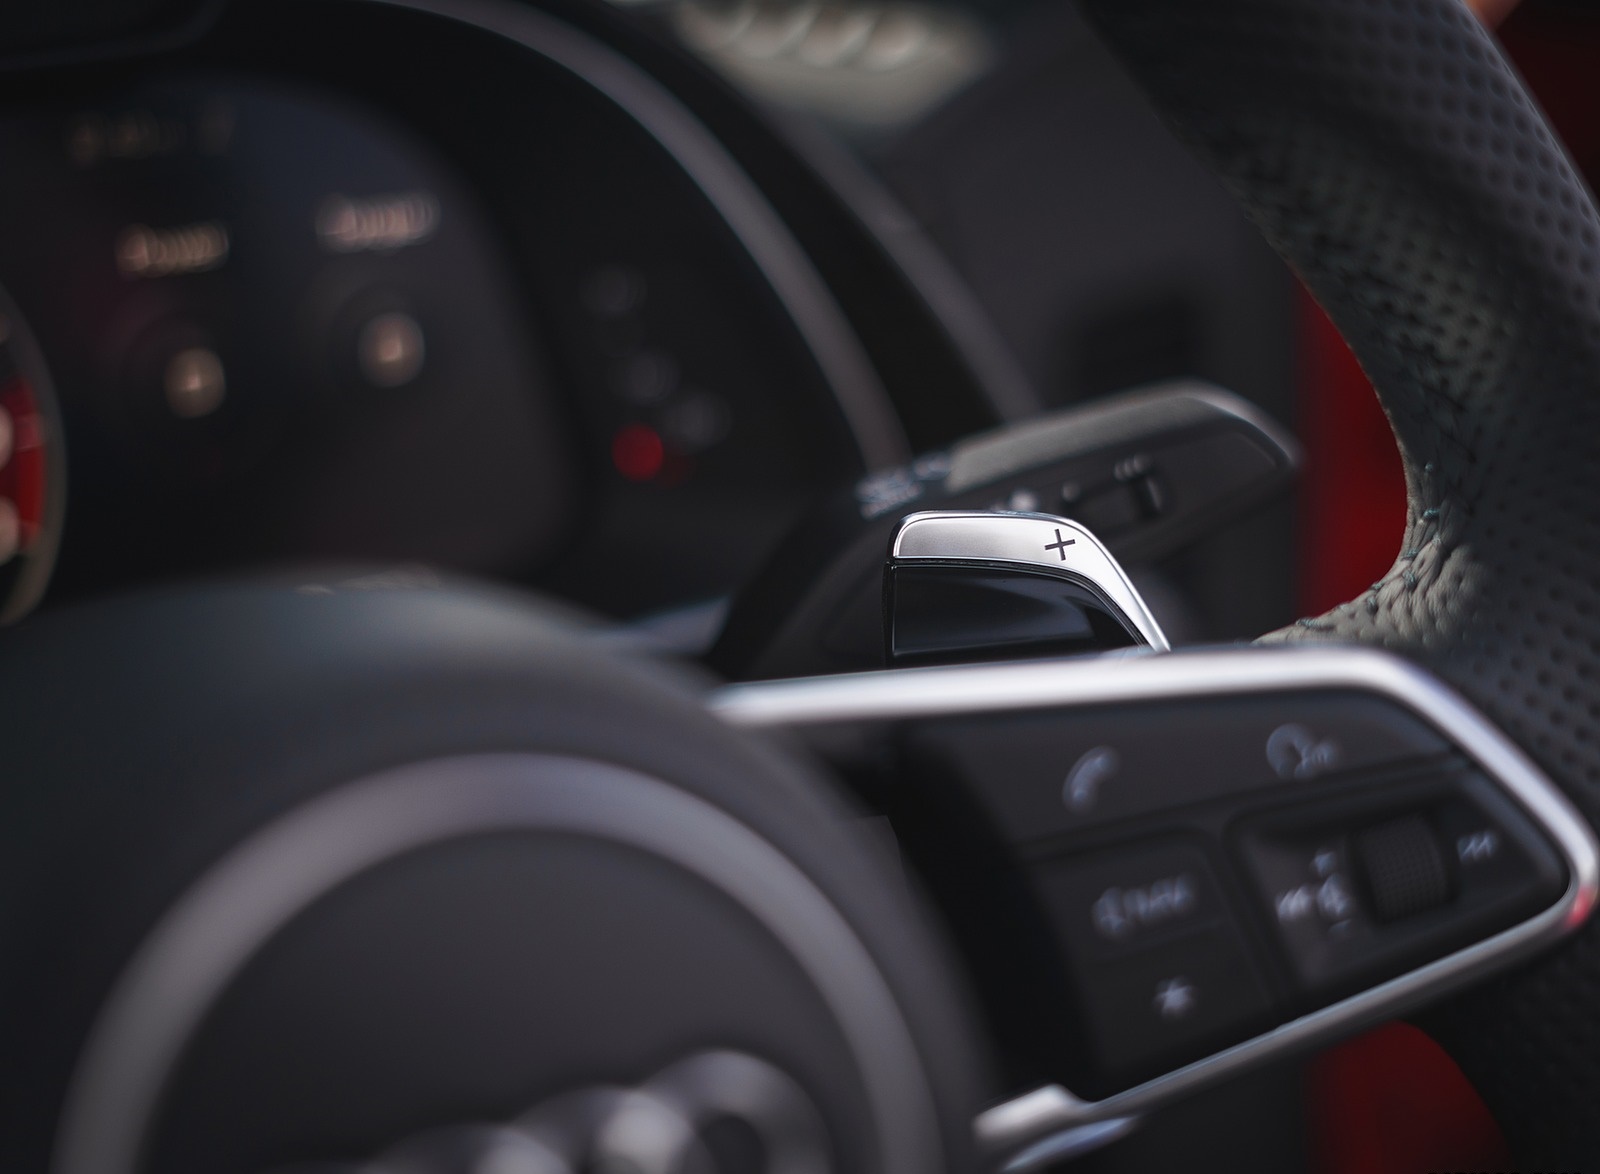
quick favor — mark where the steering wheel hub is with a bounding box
[0,580,986,1174]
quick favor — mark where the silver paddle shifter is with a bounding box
[885,510,1169,665]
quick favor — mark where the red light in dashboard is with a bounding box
[611,423,665,482]
[0,379,46,558]
[0,295,65,625]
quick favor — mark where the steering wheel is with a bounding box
[1074,0,1600,1162]
[2,0,1598,1169]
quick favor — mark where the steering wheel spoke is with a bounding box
[715,646,1600,1169]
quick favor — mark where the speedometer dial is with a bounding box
[0,285,64,624]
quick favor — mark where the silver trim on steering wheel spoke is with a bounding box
[711,645,1600,1170]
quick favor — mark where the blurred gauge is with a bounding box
[0,284,64,624]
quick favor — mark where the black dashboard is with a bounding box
[0,0,1004,626]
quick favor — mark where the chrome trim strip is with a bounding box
[53,755,941,1174]
[711,645,1600,1168]
[364,0,911,468]
[891,510,1171,651]
[999,1116,1138,1172]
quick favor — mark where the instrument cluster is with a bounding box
[0,0,885,623]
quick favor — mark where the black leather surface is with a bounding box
[1075,0,1600,1161]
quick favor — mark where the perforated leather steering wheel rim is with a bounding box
[1075,0,1600,1160]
